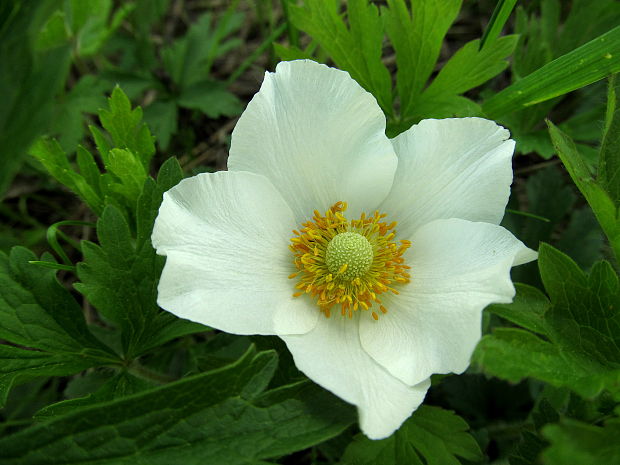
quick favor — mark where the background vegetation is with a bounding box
[1,0,620,463]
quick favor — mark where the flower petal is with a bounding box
[381,118,515,237]
[152,171,318,336]
[227,60,397,223]
[281,314,430,439]
[359,218,537,387]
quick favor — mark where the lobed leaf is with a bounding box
[0,348,355,465]
[341,405,482,465]
[288,0,392,114]
[382,0,461,119]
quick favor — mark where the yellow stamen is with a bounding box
[289,202,411,321]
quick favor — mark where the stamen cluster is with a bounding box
[289,202,411,320]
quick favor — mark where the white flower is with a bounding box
[152,60,537,439]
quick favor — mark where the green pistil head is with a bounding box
[325,232,373,280]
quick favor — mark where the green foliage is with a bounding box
[383,0,461,119]
[547,119,620,261]
[75,179,205,359]
[599,74,620,206]
[0,247,115,406]
[116,8,245,149]
[0,347,355,465]
[495,0,620,157]
[31,87,158,218]
[0,0,71,197]
[479,0,518,50]
[4,1,620,463]
[288,0,392,115]
[282,0,516,135]
[483,26,620,118]
[476,244,620,399]
[340,405,482,465]
[37,0,135,57]
[542,413,620,464]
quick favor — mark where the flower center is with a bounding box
[288,201,411,321]
[325,232,373,280]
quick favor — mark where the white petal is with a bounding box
[281,314,430,440]
[152,171,318,336]
[381,118,515,237]
[360,218,537,387]
[228,60,397,223]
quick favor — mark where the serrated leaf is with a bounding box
[0,247,116,405]
[177,80,242,118]
[161,12,243,90]
[76,167,205,358]
[0,247,113,356]
[0,345,95,408]
[288,0,392,114]
[105,148,148,206]
[539,245,620,370]
[0,348,355,465]
[35,372,153,420]
[542,416,620,464]
[484,26,620,117]
[50,75,109,152]
[486,283,550,335]
[383,0,461,119]
[135,157,183,249]
[97,86,155,168]
[423,35,518,100]
[475,243,620,398]
[341,406,482,465]
[474,328,613,398]
[143,100,177,150]
[30,138,104,214]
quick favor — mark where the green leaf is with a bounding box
[547,120,620,261]
[288,0,392,114]
[0,348,355,464]
[542,415,620,464]
[341,405,482,465]
[30,138,104,214]
[484,26,620,117]
[177,81,242,118]
[97,86,155,168]
[35,372,153,420]
[75,161,203,358]
[161,11,243,89]
[538,244,620,370]
[105,148,148,206]
[486,283,550,335]
[0,345,95,408]
[479,0,518,50]
[65,0,135,57]
[0,1,71,196]
[50,75,109,152]
[136,157,183,249]
[474,328,614,398]
[599,74,620,206]
[0,247,116,405]
[475,244,620,398]
[382,0,461,119]
[423,35,518,100]
[0,247,113,357]
[273,43,316,61]
[143,100,177,150]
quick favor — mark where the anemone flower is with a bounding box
[152,60,536,439]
